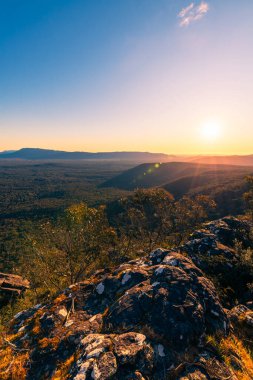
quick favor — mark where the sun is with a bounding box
[200,121,222,142]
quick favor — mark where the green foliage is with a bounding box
[0,160,130,283]
[8,189,216,304]
[235,241,253,298]
[0,186,217,327]
[0,160,131,220]
[120,188,175,253]
[173,195,216,242]
[244,176,253,220]
[0,290,35,331]
[107,189,216,251]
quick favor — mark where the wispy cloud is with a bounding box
[178,2,209,27]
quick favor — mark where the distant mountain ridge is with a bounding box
[1,148,253,166]
[0,150,17,155]
[0,148,172,162]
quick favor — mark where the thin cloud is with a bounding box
[178,2,209,27]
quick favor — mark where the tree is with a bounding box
[107,189,217,252]
[21,203,116,297]
[173,195,216,243]
[244,176,253,219]
[108,188,175,252]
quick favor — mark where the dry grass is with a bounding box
[220,335,253,380]
[0,346,29,380]
[207,334,253,380]
[52,354,75,380]
[30,309,45,336]
[38,336,61,350]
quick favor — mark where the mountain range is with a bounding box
[0,148,173,162]
[1,148,253,166]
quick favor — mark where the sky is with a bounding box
[1,0,253,154]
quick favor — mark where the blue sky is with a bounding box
[1,1,253,153]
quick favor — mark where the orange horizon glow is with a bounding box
[1,3,253,156]
[1,142,253,157]
[1,117,253,156]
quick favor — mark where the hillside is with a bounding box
[101,162,253,191]
[1,217,252,379]
[190,154,253,166]
[101,163,253,217]
[2,150,253,167]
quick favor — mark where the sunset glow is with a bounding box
[200,121,222,142]
[1,1,253,155]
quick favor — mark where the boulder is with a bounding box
[71,332,153,380]
[229,304,253,338]
[0,272,30,307]
[178,217,253,305]
[4,249,228,379]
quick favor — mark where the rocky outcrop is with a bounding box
[229,304,253,327]
[178,217,253,305]
[229,304,253,345]
[0,272,30,307]
[2,252,229,379]
[1,217,252,379]
[179,217,252,269]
